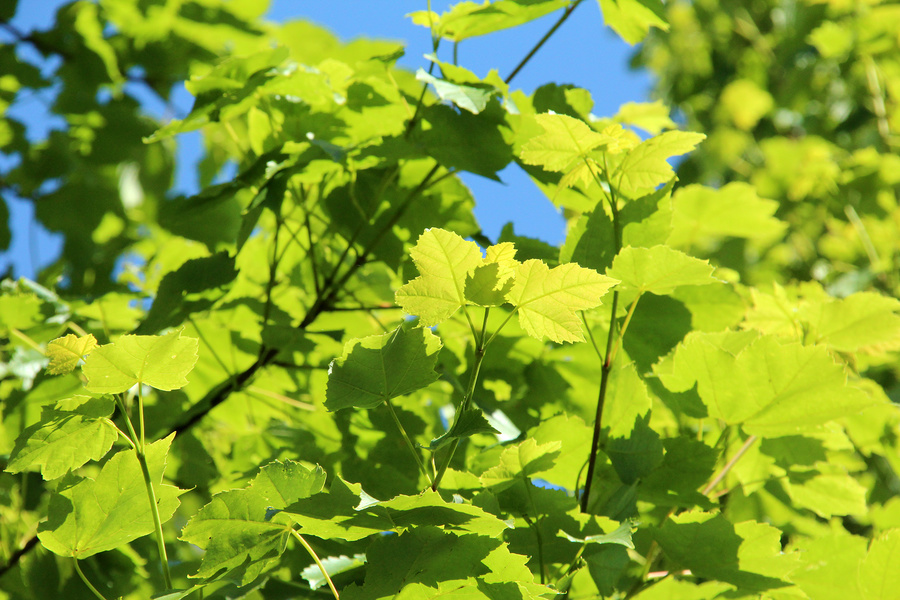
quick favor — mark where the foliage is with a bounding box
[2,1,899,599]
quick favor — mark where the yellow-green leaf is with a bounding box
[82,329,199,394]
[395,228,484,326]
[46,333,98,375]
[520,112,612,173]
[506,259,618,343]
[616,130,705,197]
[607,245,716,296]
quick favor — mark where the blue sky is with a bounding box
[1,1,652,280]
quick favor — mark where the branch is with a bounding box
[505,0,584,84]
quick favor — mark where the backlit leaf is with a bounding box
[409,1,569,42]
[654,512,800,592]
[466,263,515,307]
[668,183,786,248]
[37,434,184,558]
[784,465,868,518]
[179,460,326,584]
[657,332,876,436]
[395,228,484,326]
[46,334,98,375]
[558,519,635,548]
[598,0,668,45]
[82,329,199,393]
[520,112,612,173]
[800,291,900,354]
[859,530,900,600]
[615,130,705,197]
[480,438,562,490]
[286,480,511,541]
[6,396,116,480]
[340,527,549,600]
[506,259,618,343]
[607,245,715,296]
[325,325,442,411]
[426,408,499,450]
[416,68,495,114]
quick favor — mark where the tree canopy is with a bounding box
[2,1,899,599]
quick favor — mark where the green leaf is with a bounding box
[466,263,516,307]
[416,68,495,114]
[409,1,569,42]
[340,527,549,600]
[783,465,868,518]
[499,222,560,265]
[858,530,900,600]
[720,79,774,130]
[789,532,868,600]
[416,103,512,180]
[558,519,636,548]
[668,183,786,248]
[606,413,664,485]
[808,21,854,59]
[46,334,98,375]
[560,206,615,272]
[656,332,876,436]
[135,252,238,335]
[286,481,512,541]
[37,434,184,558]
[302,554,366,590]
[597,0,668,45]
[506,259,618,343]
[607,245,716,296]
[325,325,442,411]
[520,112,612,173]
[82,329,199,393]
[73,2,124,84]
[615,131,705,197]
[6,396,117,480]
[614,101,676,135]
[653,512,799,592]
[179,460,326,585]
[528,414,594,488]
[426,408,499,451]
[395,228,484,326]
[799,291,900,354]
[480,438,562,491]
[639,437,717,509]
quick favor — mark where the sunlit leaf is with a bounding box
[607,245,715,296]
[180,460,326,585]
[520,112,612,173]
[615,130,705,197]
[46,333,98,375]
[654,512,800,592]
[657,332,877,436]
[6,396,117,480]
[506,259,618,343]
[409,1,569,42]
[37,434,184,558]
[859,530,900,600]
[396,228,484,325]
[82,329,199,393]
[598,0,668,45]
[668,183,786,248]
[416,68,495,114]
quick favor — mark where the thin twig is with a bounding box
[291,530,340,600]
[73,559,109,600]
[702,435,758,496]
[505,0,584,84]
